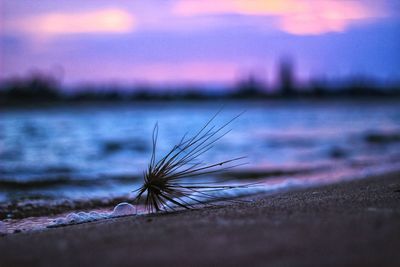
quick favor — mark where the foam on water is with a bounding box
[51,211,107,226]
[49,203,136,227]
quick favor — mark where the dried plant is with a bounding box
[133,112,248,213]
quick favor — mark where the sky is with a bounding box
[1,0,400,88]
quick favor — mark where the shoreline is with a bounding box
[1,171,400,266]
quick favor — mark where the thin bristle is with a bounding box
[134,112,248,213]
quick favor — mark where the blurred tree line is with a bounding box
[1,61,399,105]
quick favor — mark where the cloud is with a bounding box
[173,0,388,35]
[4,8,136,35]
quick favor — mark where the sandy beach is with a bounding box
[1,171,399,267]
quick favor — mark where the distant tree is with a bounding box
[2,73,60,102]
[233,75,266,98]
[278,57,295,96]
[309,78,328,98]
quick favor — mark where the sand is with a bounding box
[1,171,400,267]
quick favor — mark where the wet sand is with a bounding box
[1,171,400,267]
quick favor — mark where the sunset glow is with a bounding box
[0,0,398,85]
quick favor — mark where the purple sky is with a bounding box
[1,0,400,87]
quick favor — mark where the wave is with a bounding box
[0,174,140,189]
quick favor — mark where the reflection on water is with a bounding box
[1,100,400,220]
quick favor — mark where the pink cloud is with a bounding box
[4,8,136,35]
[173,0,388,35]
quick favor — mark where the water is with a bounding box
[1,100,400,221]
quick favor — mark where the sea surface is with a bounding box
[1,100,400,223]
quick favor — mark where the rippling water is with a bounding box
[1,100,400,220]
